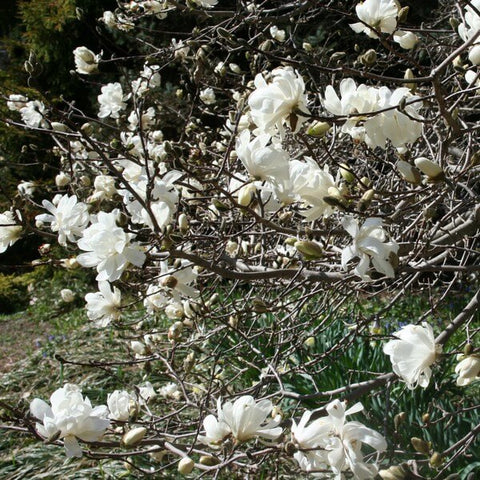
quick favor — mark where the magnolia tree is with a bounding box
[1,0,480,478]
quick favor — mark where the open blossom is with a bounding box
[341,217,399,280]
[7,94,28,111]
[323,79,422,149]
[199,395,282,445]
[289,157,337,220]
[248,66,310,136]
[30,384,110,458]
[0,210,22,253]
[131,63,161,96]
[457,0,480,65]
[454,355,480,386]
[85,281,122,326]
[98,82,129,119]
[199,87,216,105]
[191,0,218,8]
[89,175,117,202]
[292,400,387,479]
[107,390,137,421]
[393,30,418,50]
[235,130,290,183]
[350,0,399,39]
[77,211,146,282]
[36,194,90,247]
[73,46,101,74]
[20,100,47,128]
[383,322,441,389]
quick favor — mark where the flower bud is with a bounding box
[122,427,147,447]
[360,49,377,66]
[149,449,166,462]
[429,451,443,468]
[294,240,323,259]
[414,157,445,181]
[199,455,220,466]
[237,183,257,207]
[379,465,408,480]
[304,336,315,348]
[403,68,416,92]
[357,189,374,212]
[306,121,331,137]
[183,352,196,372]
[394,412,406,430]
[422,413,430,424]
[55,172,71,187]
[178,213,189,234]
[449,17,460,31]
[252,297,269,313]
[302,42,312,52]
[51,122,68,132]
[161,275,178,289]
[411,437,430,455]
[168,321,184,342]
[178,456,195,475]
[397,160,421,184]
[339,164,355,183]
[212,198,229,211]
[397,6,409,23]
[464,343,473,355]
[60,288,75,303]
[323,187,348,209]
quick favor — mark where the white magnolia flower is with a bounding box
[98,82,129,119]
[73,46,101,74]
[128,106,156,131]
[323,79,422,149]
[270,25,286,42]
[292,400,387,479]
[60,289,75,303]
[341,217,399,279]
[89,175,117,202]
[131,63,161,96]
[138,381,157,403]
[393,30,419,50]
[291,410,331,474]
[107,390,136,421]
[55,171,71,187]
[199,395,282,445]
[159,382,181,400]
[383,322,440,389]
[325,400,387,479]
[7,94,28,111]
[20,100,47,128]
[191,0,218,8]
[289,158,337,220]
[17,180,36,196]
[458,0,480,44]
[363,87,423,149]
[30,384,110,457]
[350,0,399,39]
[77,211,145,282]
[85,281,122,326]
[235,130,290,183]
[455,355,480,386]
[248,66,310,136]
[154,259,199,303]
[199,87,216,105]
[0,210,22,253]
[36,194,90,247]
